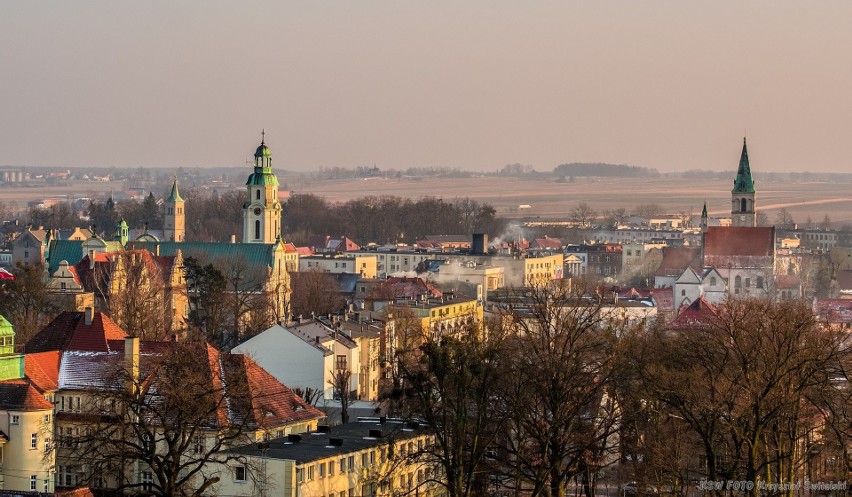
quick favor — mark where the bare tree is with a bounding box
[776,207,795,228]
[603,207,628,227]
[329,369,356,424]
[634,203,664,218]
[61,342,260,497]
[571,202,597,227]
[98,252,171,340]
[289,269,345,319]
[491,280,621,497]
[0,261,62,347]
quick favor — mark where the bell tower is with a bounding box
[164,177,185,242]
[731,138,756,227]
[243,131,282,244]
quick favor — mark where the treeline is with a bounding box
[283,194,506,246]
[387,286,851,497]
[553,162,659,177]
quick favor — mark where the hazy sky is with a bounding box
[2,1,852,173]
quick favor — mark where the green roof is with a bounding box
[127,241,282,291]
[47,240,84,273]
[732,138,755,194]
[166,178,184,202]
[255,143,272,158]
[246,171,280,187]
[0,315,14,337]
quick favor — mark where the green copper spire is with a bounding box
[732,137,755,194]
[166,177,184,202]
[246,131,280,187]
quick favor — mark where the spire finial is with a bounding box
[261,129,266,145]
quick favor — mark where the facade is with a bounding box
[300,254,379,279]
[731,138,756,227]
[234,320,364,401]
[217,420,439,497]
[243,134,283,244]
[10,227,49,266]
[0,315,56,494]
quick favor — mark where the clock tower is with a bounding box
[731,137,756,227]
[243,131,282,243]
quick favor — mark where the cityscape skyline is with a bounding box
[2,1,852,173]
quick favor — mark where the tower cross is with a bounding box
[261,129,265,144]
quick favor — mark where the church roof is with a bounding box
[703,226,774,268]
[166,178,184,203]
[732,138,755,194]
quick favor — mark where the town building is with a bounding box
[300,254,379,279]
[216,420,439,497]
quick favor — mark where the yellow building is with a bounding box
[0,315,55,494]
[300,254,379,279]
[217,420,440,497]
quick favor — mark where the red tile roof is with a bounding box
[655,247,701,277]
[651,287,674,311]
[813,298,852,324]
[237,354,325,428]
[667,296,719,329]
[0,379,54,410]
[533,237,563,250]
[24,351,61,392]
[24,311,128,354]
[703,227,774,268]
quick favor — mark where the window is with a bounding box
[756,276,764,289]
[44,437,51,453]
[745,278,751,288]
[11,415,19,424]
[319,462,326,478]
[307,465,315,481]
[370,450,376,465]
[256,189,261,200]
[710,277,717,286]
[141,471,154,491]
[31,475,37,491]
[339,457,346,473]
[193,435,205,454]
[328,460,335,476]
[255,220,261,240]
[348,455,355,471]
[31,433,38,449]
[741,198,747,212]
[234,466,247,482]
[361,452,368,466]
[734,275,742,294]
[681,290,686,296]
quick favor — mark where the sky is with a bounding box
[2,1,852,173]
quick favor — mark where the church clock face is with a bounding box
[253,207,262,216]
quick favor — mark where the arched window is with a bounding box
[256,189,261,200]
[741,198,747,212]
[734,275,742,294]
[255,220,261,240]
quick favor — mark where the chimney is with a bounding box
[230,234,236,243]
[84,306,94,325]
[329,437,343,447]
[124,336,140,395]
[369,429,383,438]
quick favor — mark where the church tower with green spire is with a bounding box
[243,131,282,244]
[731,138,756,227]
[164,177,185,242]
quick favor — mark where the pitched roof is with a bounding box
[533,237,563,250]
[651,288,674,311]
[667,296,718,329]
[0,379,54,410]
[703,227,774,268]
[24,351,61,392]
[47,239,84,273]
[655,247,701,277]
[24,311,128,354]
[371,276,442,300]
[236,354,325,428]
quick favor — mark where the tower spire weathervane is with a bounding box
[261,129,265,145]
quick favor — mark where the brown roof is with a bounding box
[533,237,563,250]
[667,296,719,329]
[0,379,54,410]
[24,351,61,392]
[238,354,325,428]
[813,298,852,324]
[651,287,674,311]
[654,247,701,277]
[74,249,177,292]
[24,311,128,354]
[703,227,774,268]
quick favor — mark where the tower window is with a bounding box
[255,220,261,240]
[741,198,747,213]
[256,189,261,200]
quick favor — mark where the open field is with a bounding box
[4,175,851,227]
[293,176,852,227]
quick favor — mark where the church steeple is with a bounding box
[243,132,282,244]
[731,137,757,227]
[701,202,709,233]
[732,137,755,194]
[164,176,185,242]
